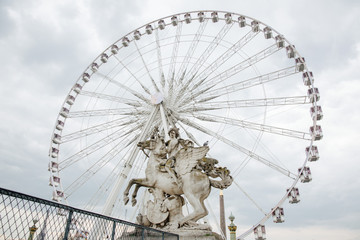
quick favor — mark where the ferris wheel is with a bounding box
[48,10,323,239]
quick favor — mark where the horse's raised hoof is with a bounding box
[131,198,137,206]
[124,196,129,205]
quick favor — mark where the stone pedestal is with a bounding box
[168,229,223,240]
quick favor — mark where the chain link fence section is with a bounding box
[0,187,179,240]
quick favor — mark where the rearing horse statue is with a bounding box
[123,131,232,228]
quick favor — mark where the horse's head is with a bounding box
[138,136,166,158]
[151,136,167,157]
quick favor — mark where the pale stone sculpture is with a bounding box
[124,127,233,230]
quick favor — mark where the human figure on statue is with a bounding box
[163,128,184,188]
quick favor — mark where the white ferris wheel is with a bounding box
[48,10,323,239]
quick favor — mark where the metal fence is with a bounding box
[0,187,179,240]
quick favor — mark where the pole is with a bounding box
[220,190,226,239]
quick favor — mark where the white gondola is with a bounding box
[56,120,64,130]
[51,147,59,158]
[122,37,130,47]
[302,72,314,86]
[298,166,312,183]
[48,161,59,172]
[287,187,300,203]
[306,145,319,162]
[275,35,284,48]
[310,105,323,121]
[66,95,75,105]
[310,125,323,140]
[307,87,320,103]
[286,45,295,58]
[238,16,246,27]
[49,176,60,187]
[52,190,64,202]
[133,30,141,40]
[272,207,285,223]
[91,62,98,72]
[82,72,90,82]
[254,225,266,240]
[198,12,205,22]
[158,20,165,30]
[100,53,108,63]
[60,107,69,118]
[111,44,119,54]
[225,13,232,24]
[145,24,153,34]
[263,27,272,39]
[171,16,178,26]
[295,57,305,71]
[184,13,191,24]
[52,134,61,144]
[211,12,218,22]
[251,20,259,32]
[73,83,82,94]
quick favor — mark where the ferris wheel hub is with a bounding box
[151,92,164,105]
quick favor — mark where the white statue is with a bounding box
[124,127,233,230]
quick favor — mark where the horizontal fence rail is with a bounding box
[0,187,179,240]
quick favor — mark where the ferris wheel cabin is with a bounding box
[287,187,300,203]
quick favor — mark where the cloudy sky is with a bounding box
[1,0,360,239]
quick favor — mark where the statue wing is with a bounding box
[175,146,209,176]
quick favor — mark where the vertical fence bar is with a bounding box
[111,220,116,240]
[142,228,145,240]
[63,210,73,240]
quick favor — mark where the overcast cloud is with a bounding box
[0,0,360,239]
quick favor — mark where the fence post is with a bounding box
[142,228,145,240]
[63,210,73,240]
[162,232,165,240]
[111,221,116,240]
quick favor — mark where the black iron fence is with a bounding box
[0,187,179,240]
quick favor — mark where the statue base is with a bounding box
[168,229,223,240]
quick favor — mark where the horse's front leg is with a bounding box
[131,184,141,206]
[124,178,142,205]
[124,178,155,205]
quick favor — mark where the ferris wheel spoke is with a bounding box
[174,113,296,179]
[67,108,150,118]
[64,134,137,197]
[189,112,311,140]
[59,123,144,170]
[113,56,152,95]
[187,43,281,100]
[133,40,160,93]
[175,19,209,84]
[174,22,234,103]
[60,117,139,143]
[79,90,142,107]
[95,72,150,104]
[181,96,309,111]
[85,147,132,210]
[189,29,259,90]
[184,21,234,83]
[233,180,267,215]
[86,174,116,210]
[167,22,183,99]
[180,65,298,106]
[154,28,165,90]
